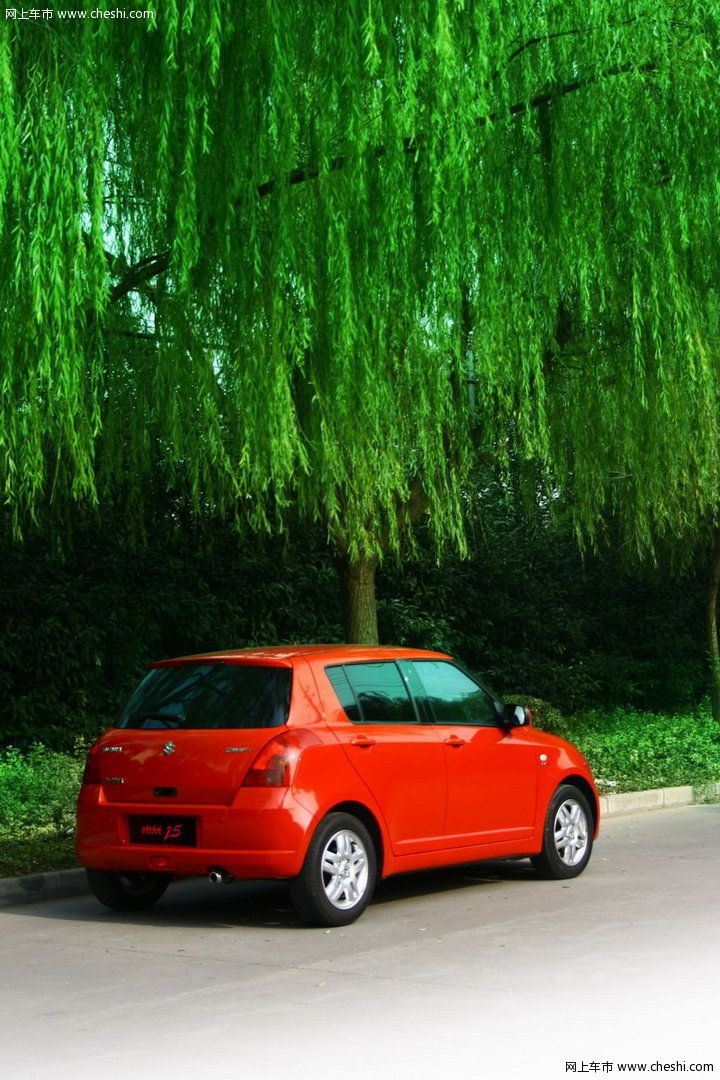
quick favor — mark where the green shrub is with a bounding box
[0,743,84,836]
[540,705,720,793]
[509,697,570,737]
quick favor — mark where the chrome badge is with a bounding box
[162,741,176,756]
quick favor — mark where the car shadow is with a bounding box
[14,858,538,930]
[373,857,536,908]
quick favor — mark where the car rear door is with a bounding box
[103,659,294,805]
[409,660,538,847]
[319,660,448,856]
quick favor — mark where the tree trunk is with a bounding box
[707,526,720,722]
[338,552,379,645]
[333,477,429,646]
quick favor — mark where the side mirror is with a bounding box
[502,703,532,728]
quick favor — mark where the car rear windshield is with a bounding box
[114,663,292,730]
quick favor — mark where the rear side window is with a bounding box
[326,662,417,724]
[114,663,292,730]
[411,661,497,727]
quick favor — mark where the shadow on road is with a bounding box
[13,857,539,930]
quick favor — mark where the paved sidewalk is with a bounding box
[2,781,718,909]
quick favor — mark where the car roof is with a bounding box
[156,644,454,666]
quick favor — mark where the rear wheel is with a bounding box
[290,812,377,927]
[531,785,594,879]
[85,868,171,911]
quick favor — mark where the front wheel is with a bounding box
[531,785,594,879]
[289,812,377,926]
[85,868,171,911]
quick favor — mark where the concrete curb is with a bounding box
[1,782,719,909]
[0,866,88,908]
[598,780,720,818]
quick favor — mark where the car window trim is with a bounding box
[395,659,434,724]
[407,659,502,728]
[325,660,424,725]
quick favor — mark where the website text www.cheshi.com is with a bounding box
[565,1063,714,1074]
[5,8,155,20]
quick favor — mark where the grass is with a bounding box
[0,829,77,877]
[1,707,719,878]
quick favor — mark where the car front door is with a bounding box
[409,660,538,847]
[321,661,448,857]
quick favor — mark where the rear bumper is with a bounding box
[76,785,313,880]
[76,845,301,880]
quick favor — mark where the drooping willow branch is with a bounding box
[258,59,657,194]
[109,57,657,301]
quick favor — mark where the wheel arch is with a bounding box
[325,800,386,877]
[561,774,599,836]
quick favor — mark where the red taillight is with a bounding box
[242,729,321,788]
[81,754,102,785]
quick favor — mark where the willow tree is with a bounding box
[3,2,720,646]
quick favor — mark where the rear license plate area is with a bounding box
[128,816,197,846]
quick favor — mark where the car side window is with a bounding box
[411,661,498,727]
[326,662,417,724]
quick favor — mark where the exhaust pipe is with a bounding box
[208,868,234,885]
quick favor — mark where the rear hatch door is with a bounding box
[96,659,292,805]
[93,727,276,806]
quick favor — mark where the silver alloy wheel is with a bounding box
[320,828,369,910]
[553,798,589,866]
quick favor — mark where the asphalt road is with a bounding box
[1,805,718,1080]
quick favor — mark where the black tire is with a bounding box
[531,784,594,880]
[289,812,377,927]
[85,868,171,912]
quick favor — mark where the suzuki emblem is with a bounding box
[162,741,176,756]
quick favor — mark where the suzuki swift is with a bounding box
[76,645,599,925]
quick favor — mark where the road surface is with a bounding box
[1,805,718,1080]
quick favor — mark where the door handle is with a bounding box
[443,735,466,748]
[350,736,376,748]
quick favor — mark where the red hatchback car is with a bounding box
[76,645,599,925]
